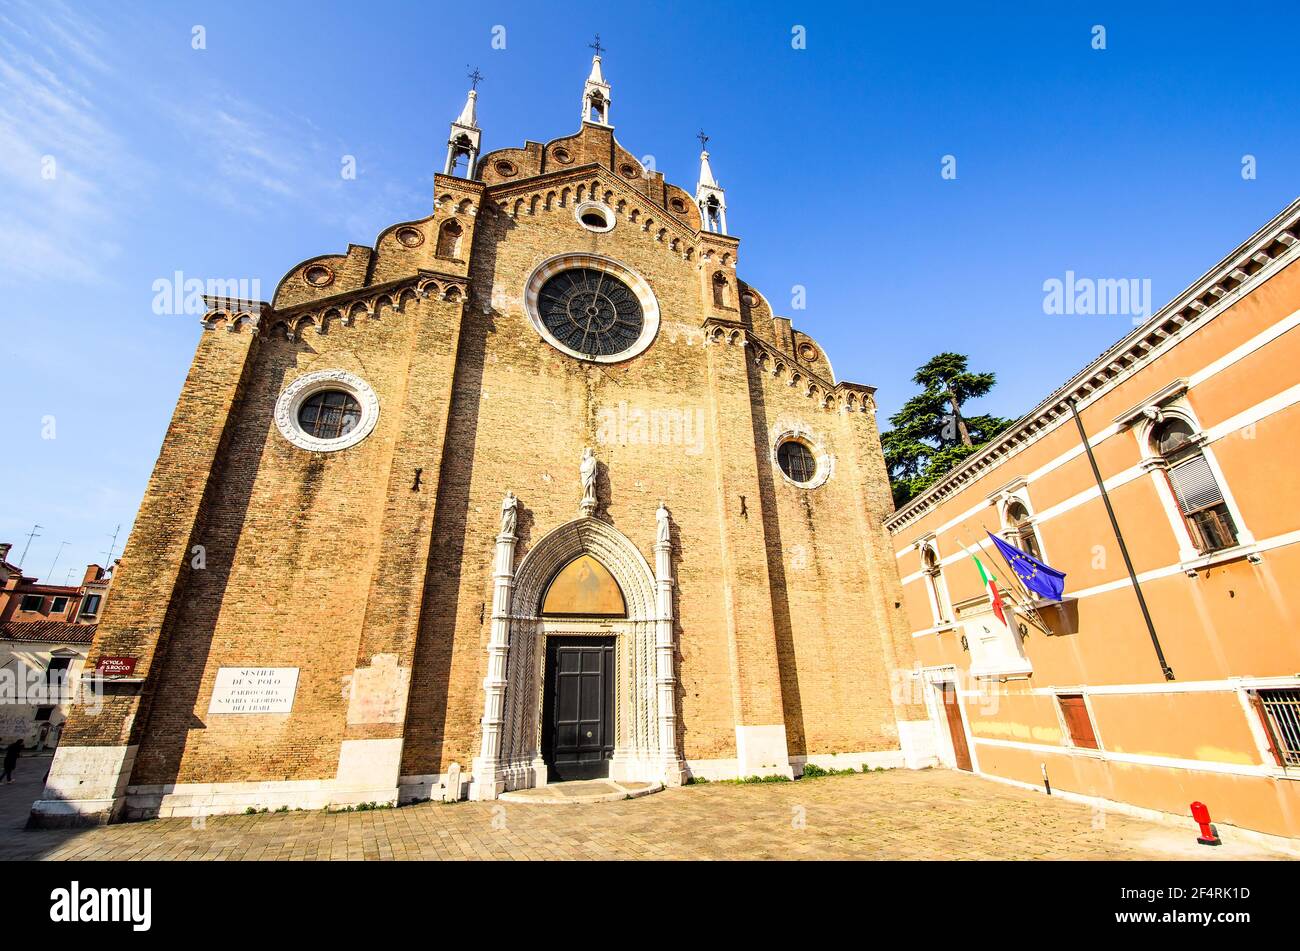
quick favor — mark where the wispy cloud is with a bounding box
[1,0,425,289]
[159,89,424,236]
[0,1,134,285]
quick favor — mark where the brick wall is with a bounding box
[63,121,915,790]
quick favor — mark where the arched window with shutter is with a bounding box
[921,544,951,624]
[1151,417,1237,554]
[1004,499,1043,561]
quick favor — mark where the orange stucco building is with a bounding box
[887,198,1300,842]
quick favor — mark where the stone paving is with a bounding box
[0,756,1290,860]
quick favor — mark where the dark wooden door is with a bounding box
[542,637,615,781]
[941,681,973,771]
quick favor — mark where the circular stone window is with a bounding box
[275,369,380,453]
[798,342,819,362]
[774,435,830,489]
[524,253,660,363]
[303,264,334,288]
[395,226,424,248]
[494,160,518,177]
[669,197,687,213]
[552,147,573,164]
[574,200,615,233]
[620,163,637,178]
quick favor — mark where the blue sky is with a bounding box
[2,1,1297,579]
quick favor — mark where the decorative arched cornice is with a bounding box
[704,317,876,415]
[201,270,470,340]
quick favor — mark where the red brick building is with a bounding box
[34,57,928,824]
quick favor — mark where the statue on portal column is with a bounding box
[580,447,598,516]
[500,490,517,536]
[656,501,671,545]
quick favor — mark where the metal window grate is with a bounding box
[1254,688,1300,767]
[778,441,817,484]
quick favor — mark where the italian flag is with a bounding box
[973,553,1008,628]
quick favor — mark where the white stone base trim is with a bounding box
[331,737,402,807]
[682,757,741,782]
[399,772,467,803]
[897,719,940,769]
[399,773,440,803]
[113,738,406,819]
[791,749,907,773]
[29,743,138,825]
[126,779,335,819]
[734,724,794,778]
[686,746,922,782]
[978,770,1300,858]
[335,737,401,787]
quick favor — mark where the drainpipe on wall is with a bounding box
[1067,396,1175,681]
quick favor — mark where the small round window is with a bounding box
[574,200,615,233]
[777,439,818,485]
[297,390,362,440]
[274,369,380,453]
[395,226,423,248]
[303,264,333,287]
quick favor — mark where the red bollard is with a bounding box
[1190,801,1221,846]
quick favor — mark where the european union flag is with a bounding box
[987,532,1066,602]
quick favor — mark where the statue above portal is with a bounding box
[580,448,597,516]
[500,490,517,536]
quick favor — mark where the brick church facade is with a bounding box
[33,56,930,823]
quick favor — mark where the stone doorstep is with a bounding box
[498,779,662,804]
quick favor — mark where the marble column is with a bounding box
[469,493,519,800]
[654,503,686,785]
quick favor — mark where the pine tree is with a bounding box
[881,352,1014,508]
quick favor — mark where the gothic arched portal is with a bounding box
[470,515,684,796]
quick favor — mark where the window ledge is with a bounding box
[912,621,959,638]
[969,661,1034,680]
[1181,543,1261,575]
[1059,745,1106,759]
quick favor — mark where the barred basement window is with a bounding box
[777,440,817,484]
[297,390,362,440]
[1251,688,1300,767]
[1152,418,1237,553]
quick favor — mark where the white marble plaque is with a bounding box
[207,667,299,714]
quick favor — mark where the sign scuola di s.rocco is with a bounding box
[94,656,137,677]
[207,667,299,714]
